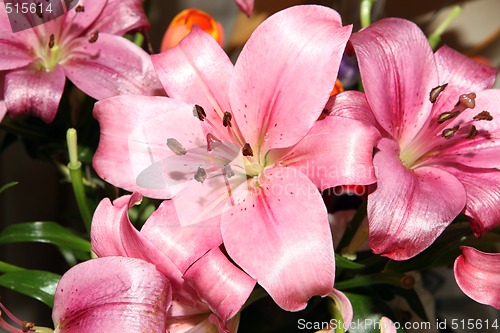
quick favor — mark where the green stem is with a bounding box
[337,199,367,252]
[335,272,408,290]
[360,0,375,28]
[67,129,92,233]
[0,261,25,273]
[428,6,462,50]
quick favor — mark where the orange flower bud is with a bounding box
[330,78,344,96]
[161,8,224,51]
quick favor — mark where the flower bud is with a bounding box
[161,8,224,51]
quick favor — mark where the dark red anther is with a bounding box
[193,104,206,121]
[194,167,207,183]
[223,111,232,127]
[466,125,478,139]
[48,34,55,49]
[429,83,448,103]
[89,31,99,43]
[473,110,493,121]
[242,143,253,156]
[442,125,460,139]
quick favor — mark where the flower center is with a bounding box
[399,85,492,168]
[34,33,64,71]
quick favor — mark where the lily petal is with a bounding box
[63,34,163,100]
[328,289,353,330]
[152,26,233,140]
[90,0,150,35]
[4,65,65,123]
[279,114,380,191]
[234,0,254,16]
[92,95,197,199]
[454,246,500,309]
[52,256,171,333]
[230,5,351,153]
[350,18,438,148]
[368,138,466,260]
[184,248,256,325]
[0,34,33,70]
[432,45,497,117]
[90,193,188,294]
[326,91,378,126]
[438,164,500,237]
[221,166,334,311]
[0,72,6,121]
[60,0,107,41]
[141,200,223,273]
[433,90,500,169]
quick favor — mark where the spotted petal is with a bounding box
[90,0,150,35]
[368,138,467,260]
[230,5,351,154]
[454,246,500,309]
[52,256,171,333]
[152,26,233,142]
[63,34,163,100]
[4,65,65,123]
[221,166,334,311]
[93,95,199,199]
[350,18,438,148]
[278,103,380,190]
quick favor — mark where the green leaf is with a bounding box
[344,292,400,333]
[0,221,91,253]
[336,254,365,270]
[0,270,61,307]
[0,181,18,194]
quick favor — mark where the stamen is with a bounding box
[193,104,206,121]
[242,143,253,156]
[473,110,493,121]
[437,111,459,124]
[166,138,187,155]
[429,83,448,103]
[457,93,476,109]
[223,111,232,127]
[22,321,35,332]
[206,133,221,151]
[223,164,235,178]
[466,125,478,139]
[75,5,85,12]
[48,34,55,49]
[88,31,99,43]
[442,125,460,139]
[194,167,207,183]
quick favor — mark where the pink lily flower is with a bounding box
[454,246,500,309]
[0,0,162,123]
[91,192,256,332]
[93,5,380,311]
[234,0,254,16]
[349,18,500,259]
[0,256,171,333]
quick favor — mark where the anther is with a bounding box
[457,93,476,109]
[75,5,85,12]
[206,133,221,151]
[166,138,187,155]
[466,125,478,139]
[48,34,55,49]
[473,110,493,121]
[22,321,35,332]
[223,111,232,127]
[193,104,206,121]
[429,83,448,103]
[223,164,235,178]
[194,167,207,183]
[437,111,459,124]
[242,143,253,156]
[442,125,460,139]
[88,31,99,43]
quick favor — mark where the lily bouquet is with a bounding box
[0,0,498,332]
